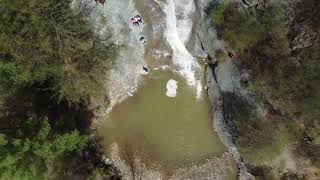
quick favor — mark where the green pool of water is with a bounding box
[98,70,225,165]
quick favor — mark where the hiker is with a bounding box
[95,0,106,6]
[140,37,146,44]
[143,66,149,72]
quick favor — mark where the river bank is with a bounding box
[97,69,234,178]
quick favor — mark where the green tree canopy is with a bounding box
[0,118,88,180]
[0,0,117,104]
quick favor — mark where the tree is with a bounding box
[0,0,117,104]
[211,2,320,166]
[0,118,88,179]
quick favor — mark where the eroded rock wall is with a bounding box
[190,0,256,179]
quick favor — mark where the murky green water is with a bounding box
[98,70,225,166]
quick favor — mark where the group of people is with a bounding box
[129,15,143,26]
[94,0,148,73]
[130,15,148,72]
[129,15,145,44]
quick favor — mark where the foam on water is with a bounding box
[166,79,178,97]
[164,0,202,98]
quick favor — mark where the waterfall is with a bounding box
[161,0,254,179]
[74,0,254,178]
[163,0,203,99]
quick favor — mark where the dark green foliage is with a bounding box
[0,118,88,179]
[297,48,320,118]
[210,2,227,26]
[211,3,265,53]
[248,165,275,180]
[295,121,320,168]
[211,4,291,160]
[296,138,320,168]
[211,2,320,164]
[88,168,108,180]
[0,0,117,104]
[0,0,118,178]
[212,3,320,120]
[235,113,274,151]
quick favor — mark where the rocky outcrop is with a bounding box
[197,0,320,179]
[256,0,320,64]
[288,0,320,65]
[190,0,256,179]
[188,0,221,59]
[204,62,255,180]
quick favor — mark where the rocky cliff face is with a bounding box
[188,0,219,59]
[192,0,320,179]
[287,0,320,65]
[189,0,256,179]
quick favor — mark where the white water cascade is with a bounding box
[160,0,254,179]
[163,0,203,99]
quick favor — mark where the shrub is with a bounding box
[0,118,88,179]
[0,0,117,104]
[210,3,265,53]
[210,3,320,164]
